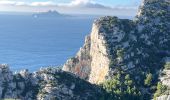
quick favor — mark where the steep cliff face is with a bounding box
[63,0,170,81]
[63,21,111,84]
[63,16,135,84]
[63,36,91,80]
[88,22,110,84]
[63,0,170,99]
[0,64,103,100]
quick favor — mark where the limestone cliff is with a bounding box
[88,22,110,84]
[63,21,111,84]
[63,36,91,80]
[63,0,170,99]
[63,0,170,83]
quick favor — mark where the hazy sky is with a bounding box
[0,0,142,16]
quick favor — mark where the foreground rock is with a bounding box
[0,64,102,100]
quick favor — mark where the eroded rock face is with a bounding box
[63,35,91,80]
[88,22,111,84]
[62,0,170,99]
[0,64,38,99]
[63,0,170,86]
[156,95,170,100]
[36,67,102,100]
[0,64,102,100]
[63,21,112,84]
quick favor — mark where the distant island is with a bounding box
[32,10,69,18]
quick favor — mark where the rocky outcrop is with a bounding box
[88,22,110,84]
[0,64,38,99]
[36,67,102,100]
[0,64,103,100]
[63,0,170,99]
[63,36,91,80]
[156,95,170,100]
[63,16,134,84]
[63,21,112,84]
[155,58,170,100]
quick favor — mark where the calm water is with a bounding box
[0,14,95,71]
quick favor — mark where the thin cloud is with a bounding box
[69,0,110,8]
[0,0,138,9]
[0,1,25,5]
[30,1,56,7]
[0,0,110,9]
[69,0,92,6]
[0,0,139,16]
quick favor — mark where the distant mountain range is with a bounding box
[32,10,69,18]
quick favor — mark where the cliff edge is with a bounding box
[63,0,170,99]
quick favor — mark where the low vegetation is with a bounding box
[101,71,142,100]
[154,82,168,99]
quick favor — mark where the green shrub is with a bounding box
[117,49,124,58]
[144,73,153,86]
[154,82,167,99]
[164,62,170,70]
[101,71,141,100]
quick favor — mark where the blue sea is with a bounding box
[0,14,96,71]
[0,14,132,72]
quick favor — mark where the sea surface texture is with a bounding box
[0,15,94,71]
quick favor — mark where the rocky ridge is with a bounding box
[63,0,170,99]
[0,64,102,100]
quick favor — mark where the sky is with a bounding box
[0,0,142,16]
